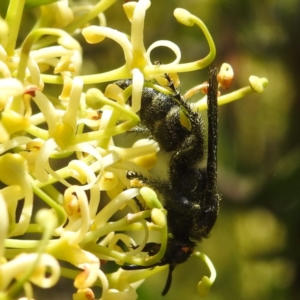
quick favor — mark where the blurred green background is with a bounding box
[8,0,300,299]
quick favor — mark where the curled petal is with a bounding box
[0,136,32,155]
[62,185,90,245]
[0,253,60,290]
[35,138,58,183]
[74,252,100,289]
[146,40,181,70]
[82,26,133,68]
[27,254,60,288]
[94,188,140,228]
[193,251,217,297]
[144,8,216,75]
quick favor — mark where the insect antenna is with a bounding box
[205,67,219,201]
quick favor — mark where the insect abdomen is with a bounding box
[140,88,194,152]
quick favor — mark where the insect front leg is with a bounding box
[126,171,171,196]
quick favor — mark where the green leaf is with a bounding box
[1,0,59,16]
[25,0,59,9]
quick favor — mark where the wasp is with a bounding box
[116,67,220,295]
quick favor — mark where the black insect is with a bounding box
[116,67,220,295]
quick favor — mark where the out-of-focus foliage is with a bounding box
[0,0,59,16]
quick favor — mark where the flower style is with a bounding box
[0,0,268,300]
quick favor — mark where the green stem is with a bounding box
[5,239,40,249]
[69,119,138,146]
[4,0,25,56]
[41,65,131,85]
[194,86,254,111]
[42,184,64,204]
[60,267,80,281]
[31,184,66,227]
[144,10,216,75]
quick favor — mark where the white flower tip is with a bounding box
[218,63,234,89]
[140,186,163,209]
[99,172,118,191]
[197,276,212,297]
[249,76,269,93]
[151,208,166,227]
[35,209,58,229]
[174,8,195,26]
[82,26,105,44]
[132,152,157,170]
[129,139,158,169]
[73,288,95,300]
[105,83,125,103]
[123,2,137,22]
[86,88,106,109]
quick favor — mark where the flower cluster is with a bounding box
[0,0,268,299]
